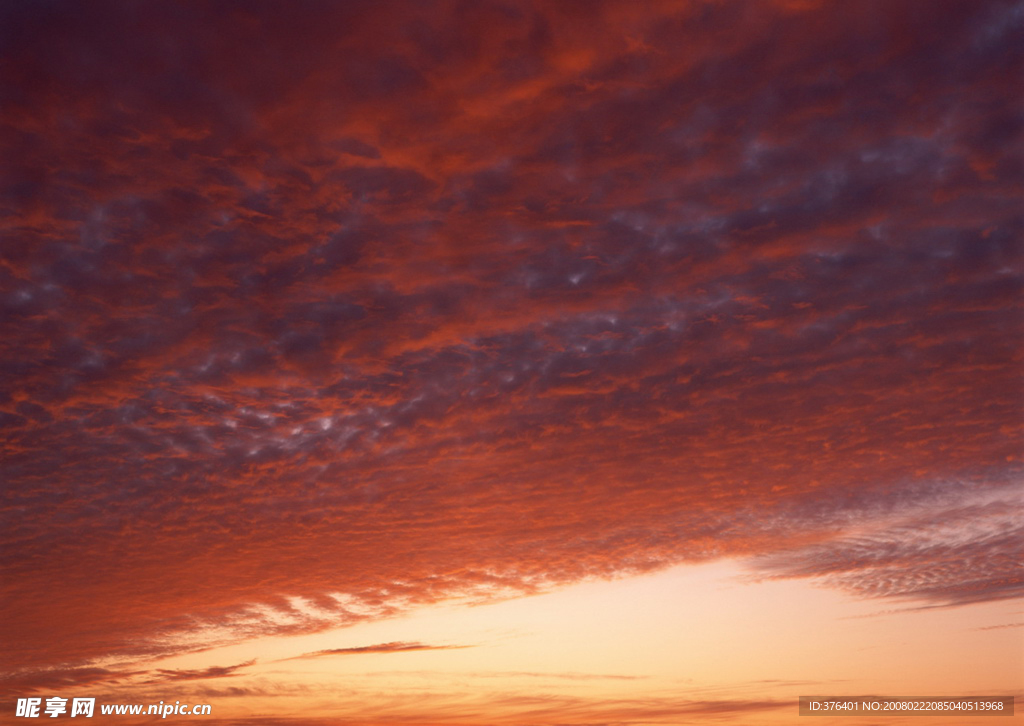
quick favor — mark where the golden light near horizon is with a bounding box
[73,560,1022,724]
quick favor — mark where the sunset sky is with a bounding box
[1,1,1021,724]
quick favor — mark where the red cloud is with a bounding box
[1,0,1020,681]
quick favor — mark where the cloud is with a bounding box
[144,694,790,726]
[0,659,257,697]
[748,488,1024,606]
[0,667,147,696]
[148,660,256,683]
[0,0,1020,680]
[462,671,645,681]
[291,642,470,659]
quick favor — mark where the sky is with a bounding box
[0,0,1022,723]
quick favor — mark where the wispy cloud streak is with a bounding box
[290,642,470,659]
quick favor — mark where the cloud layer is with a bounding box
[1,0,1021,678]
[292,642,469,659]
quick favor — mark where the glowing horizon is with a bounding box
[8,560,1020,724]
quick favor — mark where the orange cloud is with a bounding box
[0,0,1020,698]
[289,642,470,659]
